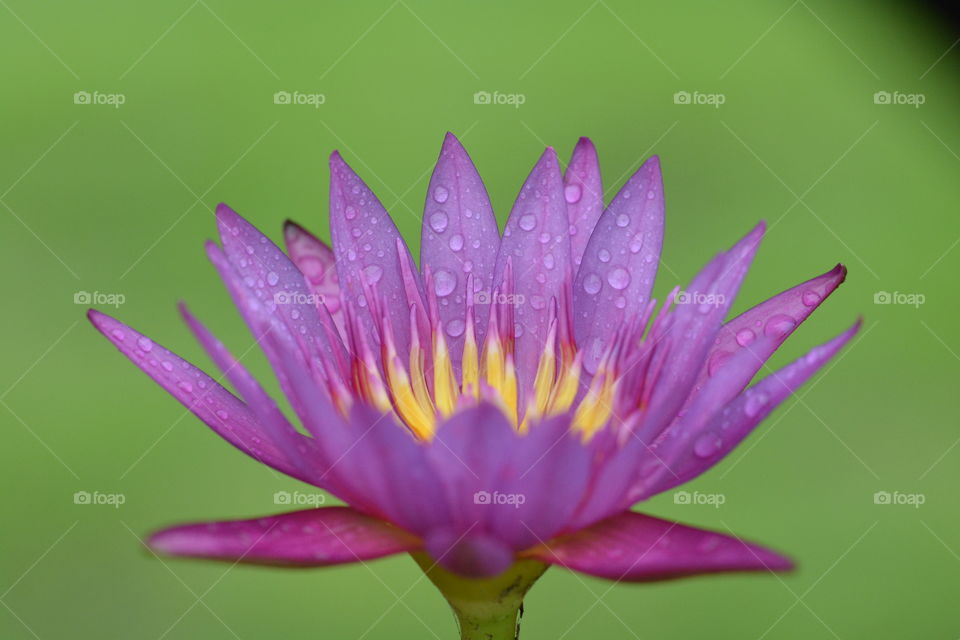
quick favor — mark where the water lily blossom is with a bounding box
[90,133,857,639]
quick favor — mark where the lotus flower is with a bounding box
[90,134,857,639]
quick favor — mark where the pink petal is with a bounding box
[328,152,423,356]
[421,133,500,363]
[424,530,514,578]
[493,148,572,391]
[687,264,847,406]
[573,155,664,374]
[528,511,792,582]
[563,137,604,268]
[283,220,345,338]
[87,310,316,484]
[149,506,421,566]
[641,319,862,497]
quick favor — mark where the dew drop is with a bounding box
[530,295,546,310]
[363,264,383,284]
[266,271,279,286]
[607,267,631,290]
[744,391,769,417]
[519,215,537,231]
[111,329,125,341]
[598,249,611,263]
[615,296,627,309]
[694,434,722,458]
[136,337,153,352]
[735,328,755,347]
[764,314,796,338]
[449,234,464,251]
[616,214,630,228]
[583,273,602,294]
[446,319,465,337]
[564,184,582,203]
[215,409,229,420]
[344,206,357,220]
[429,212,448,233]
[434,269,457,297]
[433,185,449,203]
[801,290,822,307]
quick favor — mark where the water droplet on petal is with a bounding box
[764,314,796,337]
[564,184,582,203]
[694,434,722,458]
[446,319,465,337]
[215,409,229,420]
[801,290,821,307]
[433,185,449,203]
[615,296,627,309]
[266,271,279,286]
[530,295,546,310]
[430,212,448,233]
[744,390,770,417]
[448,234,464,251]
[583,273,602,294]
[735,328,755,347]
[111,329,125,341]
[137,337,153,352]
[363,264,383,284]
[519,214,537,231]
[598,249,611,263]
[344,206,357,220]
[616,214,630,227]
[607,267,631,290]
[434,269,456,297]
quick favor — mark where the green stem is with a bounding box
[412,553,548,640]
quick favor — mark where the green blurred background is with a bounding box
[2,1,958,637]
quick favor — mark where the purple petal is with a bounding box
[493,148,572,391]
[529,511,793,582]
[641,319,862,497]
[421,133,500,362]
[563,137,604,268]
[149,506,421,566]
[283,220,345,336]
[87,310,315,484]
[688,264,848,408]
[573,156,664,374]
[328,152,423,356]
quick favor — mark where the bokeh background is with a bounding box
[2,1,958,638]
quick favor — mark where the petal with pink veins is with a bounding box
[493,148,572,392]
[563,137,604,268]
[573,155,664,374]
[527,511,792,582]
[149,506,421,566]
[421,133,500,364]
